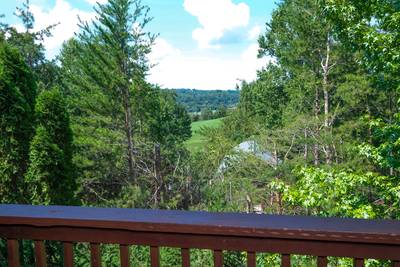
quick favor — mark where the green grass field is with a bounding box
[185,118,223,152]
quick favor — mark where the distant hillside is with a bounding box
[169,89,240,113]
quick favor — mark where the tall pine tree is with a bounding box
[75,0,156,182]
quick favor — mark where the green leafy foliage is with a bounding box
[285,167,400,219]
[147,90,192,147]
[323,0,400,77]
[25,89,76,205]
[360,115,400,171]
[239,65,288,128]
[194,0,400,228]
[0,40,36,203]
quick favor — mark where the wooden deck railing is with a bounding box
[1,204,400,266]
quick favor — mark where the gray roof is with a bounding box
[218,140,279,173]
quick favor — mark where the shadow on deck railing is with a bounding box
[1,204,400,266]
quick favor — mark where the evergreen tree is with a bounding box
[4,0,59,90]
[60,39,192,206]
[25,89,76,205]
[60,38,128,204]
[75,0,156,182]
[0,39,36,203]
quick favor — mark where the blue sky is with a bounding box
[1,0,277,89]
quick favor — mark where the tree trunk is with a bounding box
[322,33,333,165]
[313,85,320,166]
[154,143,162,205]
[122,87,136,182]
[246,194,252,213]
[273,142,278,168]
[304,128,308,161]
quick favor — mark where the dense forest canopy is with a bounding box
[170,89,240,113]
[0,0,399,265]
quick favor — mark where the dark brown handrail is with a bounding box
[1,204,400,266]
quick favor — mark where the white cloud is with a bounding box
[148,38,271,90]
[183,0,250,48]
[13,24,26,33]
[15,0,95,59]
[248,25,261,40]
[85,0,108,5]
[149,38,182,62]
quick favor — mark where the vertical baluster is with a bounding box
[393,261,400,267]
[213,250,223,267]
[247,251,256,267]
[353,258,364,267]
[181,248,190,267]
[7,239,20,267]
[150,246,160,267]
[34,240,47,267]
[120,245,130,267]
[281,254,290,267]
[63,242,74,267]
[90,243,101,267]
[317,256,327,267]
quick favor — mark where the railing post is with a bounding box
[213,250,223,267]
[63,242,74,267]
[181,248,190,267]
[317,256,328,267]
[120,245,130,267]
[150,246,160,267]
[247,251,256,267]
[90,243,101,267]
[7,239,20,267]
[281,254,290,267]
[354,258,364,267]
[34,240,47,267]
